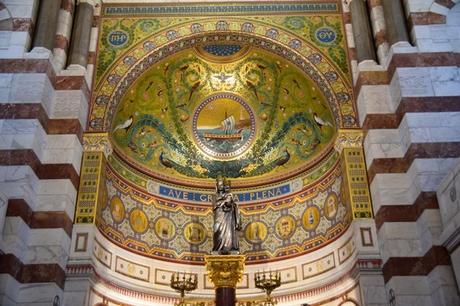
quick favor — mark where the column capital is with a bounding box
[77,0,101,7]
[334,129,364,153]
[205,255,245,288]
[83,132,112,157]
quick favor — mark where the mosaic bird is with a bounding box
[313,112,332,128]
[293,79,301,89]
[113,116,133,133]
[159,152,173,168]
[128,141,138,153]
[246,80,259,100]
[188,81,201,102]
[145,81,153,92]
[275,149,290,166]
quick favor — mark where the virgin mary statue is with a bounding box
[212,176,242,254]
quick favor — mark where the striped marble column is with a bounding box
[0,0,89,303]
[356,1,460,304]
[382,0,410,46]
[349,0,377,63]
[32,0,61,50]
[67,0,94,68]
[54,0,75,70]
[367,0,390,63]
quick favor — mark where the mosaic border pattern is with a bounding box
[103,2,340,16]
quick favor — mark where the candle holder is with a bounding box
[254,271,281,305]
[170,271,198,305]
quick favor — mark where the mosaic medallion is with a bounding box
[184,222,206,245]
[324,192,338,219]
[154,217,175,240]
[302,206,320,231]
[245,221,268,243]
[110,196,125,223]
[275,215,296,239]
[129,208,148,233]
[192,93,256,159]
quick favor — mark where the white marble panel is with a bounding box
[63,278,90,306]
[2,217,71,268]
[447,4,460,26]
[50,90,86,118]
[413,25,432,39]
[437,158,460,227]
[3,0,36,19]
[16,283,63,304]
[0,119,82,172]
[0,166,77,218]
[417,209,442,254]
[430,2,450,15]
[396,67,435,97]
[404,0,434,13]
[386,275,431,295]
[430,66,460,96]
[9,73,53,107]
[427,266,460,306]
[357,85,393,125]
[364,130,405,167]
[0,274,20,306]
[371,158,458,212]
[360,275,387,305]
[450,247,460,292]
[0,31,11,49]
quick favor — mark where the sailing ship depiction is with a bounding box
[204,110,250,141]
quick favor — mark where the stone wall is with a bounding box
[0,0,100,305]
[345,0,460,304]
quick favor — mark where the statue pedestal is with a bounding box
[205,255,245,306]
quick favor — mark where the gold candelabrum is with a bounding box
[254,271,281,305]
[170,271,198,305]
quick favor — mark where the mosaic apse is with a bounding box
[110,47,336,184]
[91,2,357,264]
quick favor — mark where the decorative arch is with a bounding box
[89,18,356,132]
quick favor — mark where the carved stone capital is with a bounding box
[83,133,112,157]
[334,129,364,153]
[205,255,245,288]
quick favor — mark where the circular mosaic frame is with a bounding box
[192,93,256,159]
